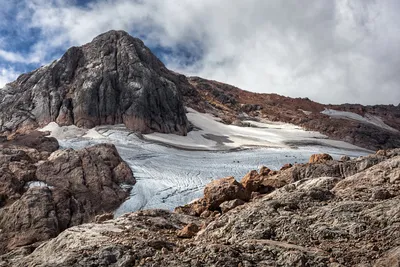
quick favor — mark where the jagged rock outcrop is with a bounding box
[2,149,400,266]
[0,133,135,255]
[0,30,190,135]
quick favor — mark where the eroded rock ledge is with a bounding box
[1,148,400,266]
[0,132,135,255]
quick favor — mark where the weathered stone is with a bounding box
[204,176,249,210]
[2,150,400,266]
[174,198,208,217]
[220,199,246,213]
[340,155,351,162]
[0,187,58,254]
[309,153,333,163]
[177,223,199,238]
[241,170,261,193]
[258,166,271,175]
[280,163,293,170]
[95,213,114,223]
[0,141,135,256]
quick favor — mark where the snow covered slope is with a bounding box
[40,112,370,216]
[145,108,367,151]
[321,108,398,132]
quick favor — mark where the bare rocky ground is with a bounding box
[1,147,399,267]
[0,132,135,256]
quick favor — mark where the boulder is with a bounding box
[0,187,58,254]
[174,198,208,217]
[309,153,333,164]
[36,144,135,230]
[241,170,261,193]
[177,223,199,238]
[0,143,135,255]
[280,163,293,170]
[204,176,249,210]
[258,166,271,175]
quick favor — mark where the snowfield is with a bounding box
[40,110,371,216]
[321,108,398,132]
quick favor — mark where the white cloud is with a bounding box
[0,67,20,88]
[2,0,400,104]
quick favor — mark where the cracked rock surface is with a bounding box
[2,149,400,266]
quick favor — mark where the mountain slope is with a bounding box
[188,77,400,150]
[0,30,399,150]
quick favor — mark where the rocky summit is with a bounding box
[1,149,400,266]
[0,30,189,136]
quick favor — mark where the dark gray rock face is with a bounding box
[0,30,189,135]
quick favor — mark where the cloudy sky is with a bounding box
[0,0,399,105]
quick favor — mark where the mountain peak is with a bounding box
[0,30,190,136]
[90,30,135,44]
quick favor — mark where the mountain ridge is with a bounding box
[0,30,399,150]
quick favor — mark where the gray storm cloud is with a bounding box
[0,0,399,105]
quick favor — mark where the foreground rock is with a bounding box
[2,149,400,266]
[0,133,135,255]
[0,30,189,136]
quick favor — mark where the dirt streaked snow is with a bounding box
[144,108,367,151]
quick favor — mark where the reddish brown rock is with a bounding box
[309,153,333,164]
[177,223,199,238]
[269,170,278,176]
[1,131,59,153]
[189,77,400,151]
[174,199,208,217]
[258,166,271,175]
[204,176,249,210]
[241,170,261,193]
[280,163,293,171]
[0,187,58,254]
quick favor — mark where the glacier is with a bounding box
[40,110,371,216]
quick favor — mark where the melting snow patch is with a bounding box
[26,181,54,189]
[321,108,398,132]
